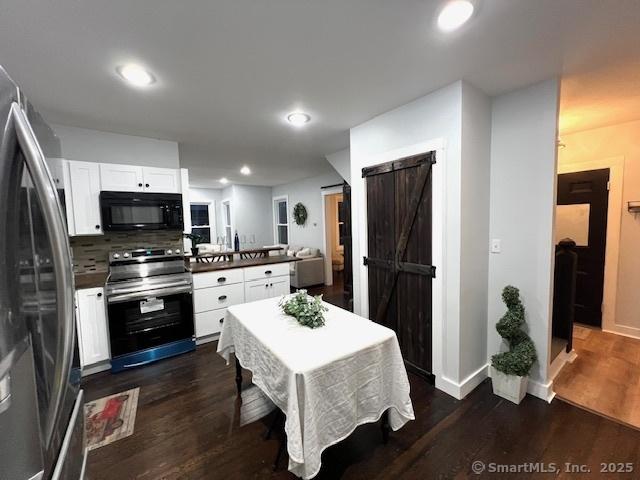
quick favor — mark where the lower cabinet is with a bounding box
[192,265,291,343]
[75,287,110,369]
[194,308,227,338]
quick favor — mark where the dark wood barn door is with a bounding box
[340,182,353,311]
[363,152,435,380]
[556,168,609,328]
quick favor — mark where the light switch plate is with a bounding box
[491,239,501,254]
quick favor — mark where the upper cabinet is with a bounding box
[68,160,102,235]
[100,163,144,192]
[99,164,181,193]
[142,166,181,193]
[49,159,185,237]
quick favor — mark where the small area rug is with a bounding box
[84,387,139,451]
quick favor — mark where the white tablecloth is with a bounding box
[217,297,415,479]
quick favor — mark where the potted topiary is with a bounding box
[490,286,537,404]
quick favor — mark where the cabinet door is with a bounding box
[68,161,102,235]
[75,288,110,367]
[99,163,144,192]
[195,308,226,338]
[244,278,270,303]
[269,276,290,298]
[46,158,75,235]
[142,167,181,193]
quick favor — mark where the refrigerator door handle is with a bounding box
[11,102,75,446]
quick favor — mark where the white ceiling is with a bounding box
[1,0,639,186]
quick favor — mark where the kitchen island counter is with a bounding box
[189,255,299,274]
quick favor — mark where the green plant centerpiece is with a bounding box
[490,286,537,404]
[279,289,328,328]
[184,233,204,256]
[293,202,308,226]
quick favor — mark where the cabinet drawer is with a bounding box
[244,262,290,282]
[195,308,226,338]
[193,268,244,289]
[194,283,244,313]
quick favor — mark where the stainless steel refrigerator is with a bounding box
[0,66,86,479]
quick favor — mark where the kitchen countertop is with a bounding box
[74,271,108,289]
[189,255,299,274]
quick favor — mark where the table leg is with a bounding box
[381,409,390,444]
[235,357,242,397]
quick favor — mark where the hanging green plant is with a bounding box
[293,202,308,226]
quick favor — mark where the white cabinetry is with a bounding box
[75,288,110,369]
[99,163,144,192]
[99,164,180,193]
[68,161,102,235]
[192,262,291,344]
[141,167,181,193]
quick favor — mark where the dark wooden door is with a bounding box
[364,152,434,380]
[556,169,609,327]
[340,182,353,311]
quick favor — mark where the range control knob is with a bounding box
[166,249,173,255]
[123,252,130,258]
[113,253,120,259]
[175,249,181,254]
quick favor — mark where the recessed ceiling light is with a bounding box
[287,112,311,127]
[240,166,251,175]
[220,177,229,184]
[437,0,474,32]
[117,63,155,87]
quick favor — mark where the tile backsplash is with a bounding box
[70,231,183,274]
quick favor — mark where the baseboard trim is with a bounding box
[527,378,555,403]
[81,361,111,377]
[602,325,640,340]
[435,364,489,400]
[196,333,221,345]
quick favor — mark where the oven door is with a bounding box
[107,289,194,367]
[99,191,183,231]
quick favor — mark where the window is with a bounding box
[222,200,232,248]
[274,197,289,244]
[190,203,212,243]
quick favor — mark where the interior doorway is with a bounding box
[320,183,353,310]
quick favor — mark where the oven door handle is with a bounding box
[107,284,192,304]
[106,278,192,296]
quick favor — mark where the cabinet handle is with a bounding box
[97,292,102,297]
[265,270,272,275]
[138,183,143,187]
[145,183,150,188]
[218,295,227,301]
[219,318,224,324]
[217,277,226,283]
[95,225,100,230]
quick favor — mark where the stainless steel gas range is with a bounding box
[105,246,195,372]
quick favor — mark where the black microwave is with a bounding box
[100,191,184,231]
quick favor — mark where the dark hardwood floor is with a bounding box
[83,342,640,479]
[305,271,349,310]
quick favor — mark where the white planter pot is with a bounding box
[490,366,528,404]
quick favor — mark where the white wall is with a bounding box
[326,148,351,184]
[350,81,464,396]
[220,185,274,248]
[459,82,492,382]
[53,124,179,168]
[272,170,343,253]
[487,78,560,398]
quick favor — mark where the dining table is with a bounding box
[217,296,415,479]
